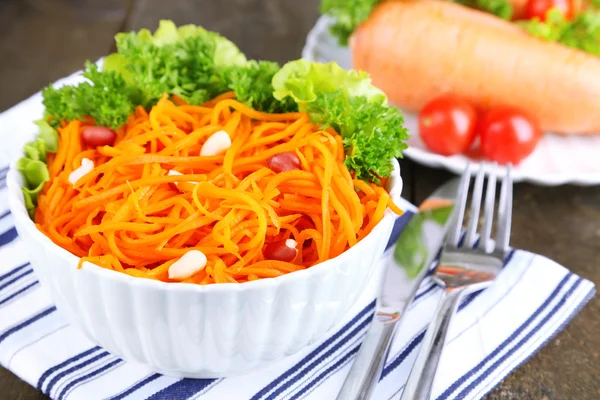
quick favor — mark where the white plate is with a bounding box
[302,16,600,186]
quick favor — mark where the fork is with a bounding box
[400,163,513,400]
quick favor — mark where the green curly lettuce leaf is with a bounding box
[17,120,59,218]
[320,0,513,46]
[450,0,513,20]
[35,119,59,153]
[273,60,408,183]
[272,60,386,108]
[520,9,600,56]
[320,0,381,46]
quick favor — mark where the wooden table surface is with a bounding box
[1,0,598,398]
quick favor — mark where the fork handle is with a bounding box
[400,287,464,400]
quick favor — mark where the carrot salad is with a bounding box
[34,93,402,284]
[20,22,408,284]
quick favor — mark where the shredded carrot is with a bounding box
[36,94,403,284]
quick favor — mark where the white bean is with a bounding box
[168,169,198,191]
[68,158,94,185]
[200,130,231,156]
[168,250,208,280]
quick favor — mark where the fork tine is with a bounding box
[495,164,513,252]
[478,163,498,253]
[464,164,485,248]
[447,163,472,247]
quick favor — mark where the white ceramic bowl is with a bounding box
[7,158,402,378]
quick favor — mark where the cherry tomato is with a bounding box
[525,0,574,21]
[82,126,117,147]
[418,95,478,156]
[478,106,542,165]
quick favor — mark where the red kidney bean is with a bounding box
[82,126,117,147]
[294,217,315,248]
[264,239,298,262]
[294,216,314,231]
[266,152,301,173]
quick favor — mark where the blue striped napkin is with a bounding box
[0,80,596,400]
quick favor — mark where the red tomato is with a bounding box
[418,95,477,156]
[525,0,574,21]
[478,106,542,165]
